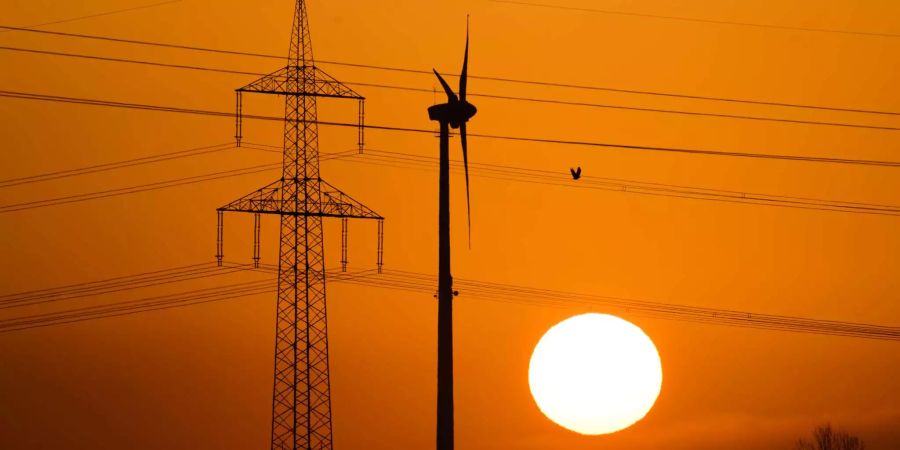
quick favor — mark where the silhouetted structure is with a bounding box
[427,23,477,450]
[215,1,384,448]
[795,423,866,450]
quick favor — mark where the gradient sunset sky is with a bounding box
[1,0,898,449]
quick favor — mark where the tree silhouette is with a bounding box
[795,423,866,450]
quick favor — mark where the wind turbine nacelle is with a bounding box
[428,101,478,129]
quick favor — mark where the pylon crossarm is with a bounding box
[222,210,380,219]
[217,179,282,213]
[320,179,383,219]
[217,179,382,219]
[238,66,363,100]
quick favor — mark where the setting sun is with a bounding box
[528,313,663,435]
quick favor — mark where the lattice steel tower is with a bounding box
[215,1,384,448]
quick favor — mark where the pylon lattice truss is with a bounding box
[214,1,383,449]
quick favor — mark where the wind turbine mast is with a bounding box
[427,21,478,450]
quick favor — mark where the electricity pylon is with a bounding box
[215,1,383,449]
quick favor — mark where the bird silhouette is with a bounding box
[570,166,582,180]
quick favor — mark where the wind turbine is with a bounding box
[427,21,477,450]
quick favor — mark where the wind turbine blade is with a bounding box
[461,121,471,248]
[433,69,458,102]
[460,20,469,102]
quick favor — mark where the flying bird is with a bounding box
[570,167,582,180]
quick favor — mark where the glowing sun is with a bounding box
[528,313,663,435]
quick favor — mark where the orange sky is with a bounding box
[1,0,898,449]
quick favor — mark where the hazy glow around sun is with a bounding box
[528,313,663,435]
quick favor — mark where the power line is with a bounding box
[357,149,900,215]
[249,142,900,217]
[290,145,899,217]
[0,280,274,332]
[0,266,377,333]
[4,45,899,132]
[0,161,273,213]
[464,131,900,167]
[3,262,897,340]
[0,0,181,33]
[0,142,234,188]
[0,286,273,333]
[0,261,211,301]
[0,150,357,213]
[1,25,896,116]
[0,25,285,59]
[459,88,900,132]
[0,45,263,77]
[330,267,900,341]
[4,137,893,218]
[489,0,900,39]
[3,90,898,168]
[0,264,248,310]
